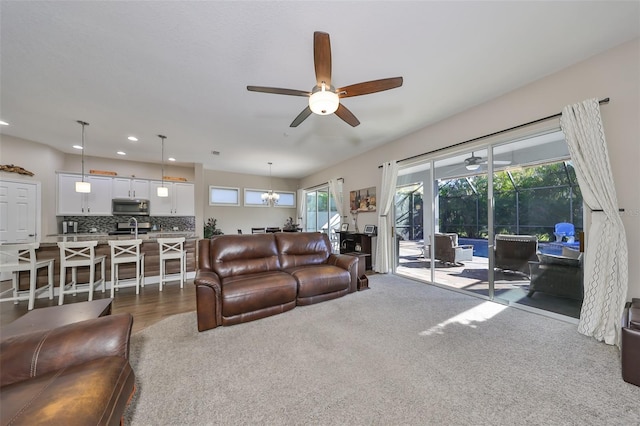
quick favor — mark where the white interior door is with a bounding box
[0,178,39,243]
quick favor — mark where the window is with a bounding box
[209,186,239,206]
[244,189,296,207]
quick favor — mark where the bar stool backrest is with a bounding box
[58,241,99,267]
[157,238,185,259]
[108,239,142,261]
[0,243,40,272]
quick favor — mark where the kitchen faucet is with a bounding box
[129,217,138,239]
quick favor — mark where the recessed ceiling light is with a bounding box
[127,136,138,141]
[73,145,83,150]
[0,120,9,126]
[117,151,126,156]
[168,157,176,162]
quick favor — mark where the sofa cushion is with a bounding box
[0,356,134,426]
[221,271,297,317]
[210,234,281,278]
[286,264,351,298]
[537,252,581,267]
[275,232,330,269]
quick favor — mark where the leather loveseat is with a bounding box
[0,313,135,426]
[194,232,358,332]
[622,298,640,387]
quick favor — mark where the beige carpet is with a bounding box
[124,274,640,425]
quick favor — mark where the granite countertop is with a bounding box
[40,231,198,246]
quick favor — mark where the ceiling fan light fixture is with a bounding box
[309,83,339,115]
[466,163,481,171]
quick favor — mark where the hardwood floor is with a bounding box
[0,280,196,334]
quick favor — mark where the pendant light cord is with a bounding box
[158,135,166,186]
[77,120,89,182]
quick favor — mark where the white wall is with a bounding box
[300,38,640,300]
[201,168,298,235]
[0,135,65,236]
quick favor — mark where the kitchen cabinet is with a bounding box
[149,181,195,216]
[57,173,113,215]
[112,178,150,200]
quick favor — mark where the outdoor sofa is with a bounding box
[194,232,358,331]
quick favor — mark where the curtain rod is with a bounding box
[378,97,610,168]
[303,177,343,192]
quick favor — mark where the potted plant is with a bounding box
[283,217,299,232]
[204,218,224,238]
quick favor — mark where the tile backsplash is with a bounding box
[59,216,195,234]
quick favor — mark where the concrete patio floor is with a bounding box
[395,240,582,319]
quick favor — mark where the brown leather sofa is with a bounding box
[622,298,640,387]
[0,313,135,425]
[195,232,358,332]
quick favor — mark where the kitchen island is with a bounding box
[13,233,199,291]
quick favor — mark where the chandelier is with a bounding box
[261,162,280,206]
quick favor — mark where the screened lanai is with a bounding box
[394,129,585,319]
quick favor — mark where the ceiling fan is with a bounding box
[247,31,403,127]
[464,152,512,171]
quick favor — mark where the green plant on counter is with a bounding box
[204,217,224,238]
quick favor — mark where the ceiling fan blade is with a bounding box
[334,104,360,127]
[247,86,311,97]
[314,31,332,87]
[290,106,313,127]
[337,77,403,98]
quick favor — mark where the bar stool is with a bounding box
[108,239,145,297]
[157,237,186,291]
[0,242,54,310]
[57,241,106,305]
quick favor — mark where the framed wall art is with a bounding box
[350,186,376,212]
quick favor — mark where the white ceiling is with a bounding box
[1,1,638,179]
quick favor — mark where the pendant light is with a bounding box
[261,162,280,206]
[75,120,91,193]
[157,135,169,197]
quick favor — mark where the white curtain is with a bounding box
[560,98,628,346]
[297,189,306,230]
[328,179,345,225]
[375,161,399,273]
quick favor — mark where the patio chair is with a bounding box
[433,233,474,265]
[554,222,575,243]
[494,234,538,276]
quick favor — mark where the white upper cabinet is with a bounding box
[149,181,194,216]
[112,178,150,200]
[57,173,113,215]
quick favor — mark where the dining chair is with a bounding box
[0,242,54,310]
[251,227,266,234]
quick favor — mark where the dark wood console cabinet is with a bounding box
[337,232,374,271]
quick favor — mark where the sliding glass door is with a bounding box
[394,129,584,319]
[305,186,340,252]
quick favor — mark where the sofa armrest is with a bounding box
[625,298,640,330]
[0,313,133,387]
[194,270,223,331]
[327,253,358,293]
[622,326,640,386]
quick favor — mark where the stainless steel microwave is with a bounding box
[112,199,150,216]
